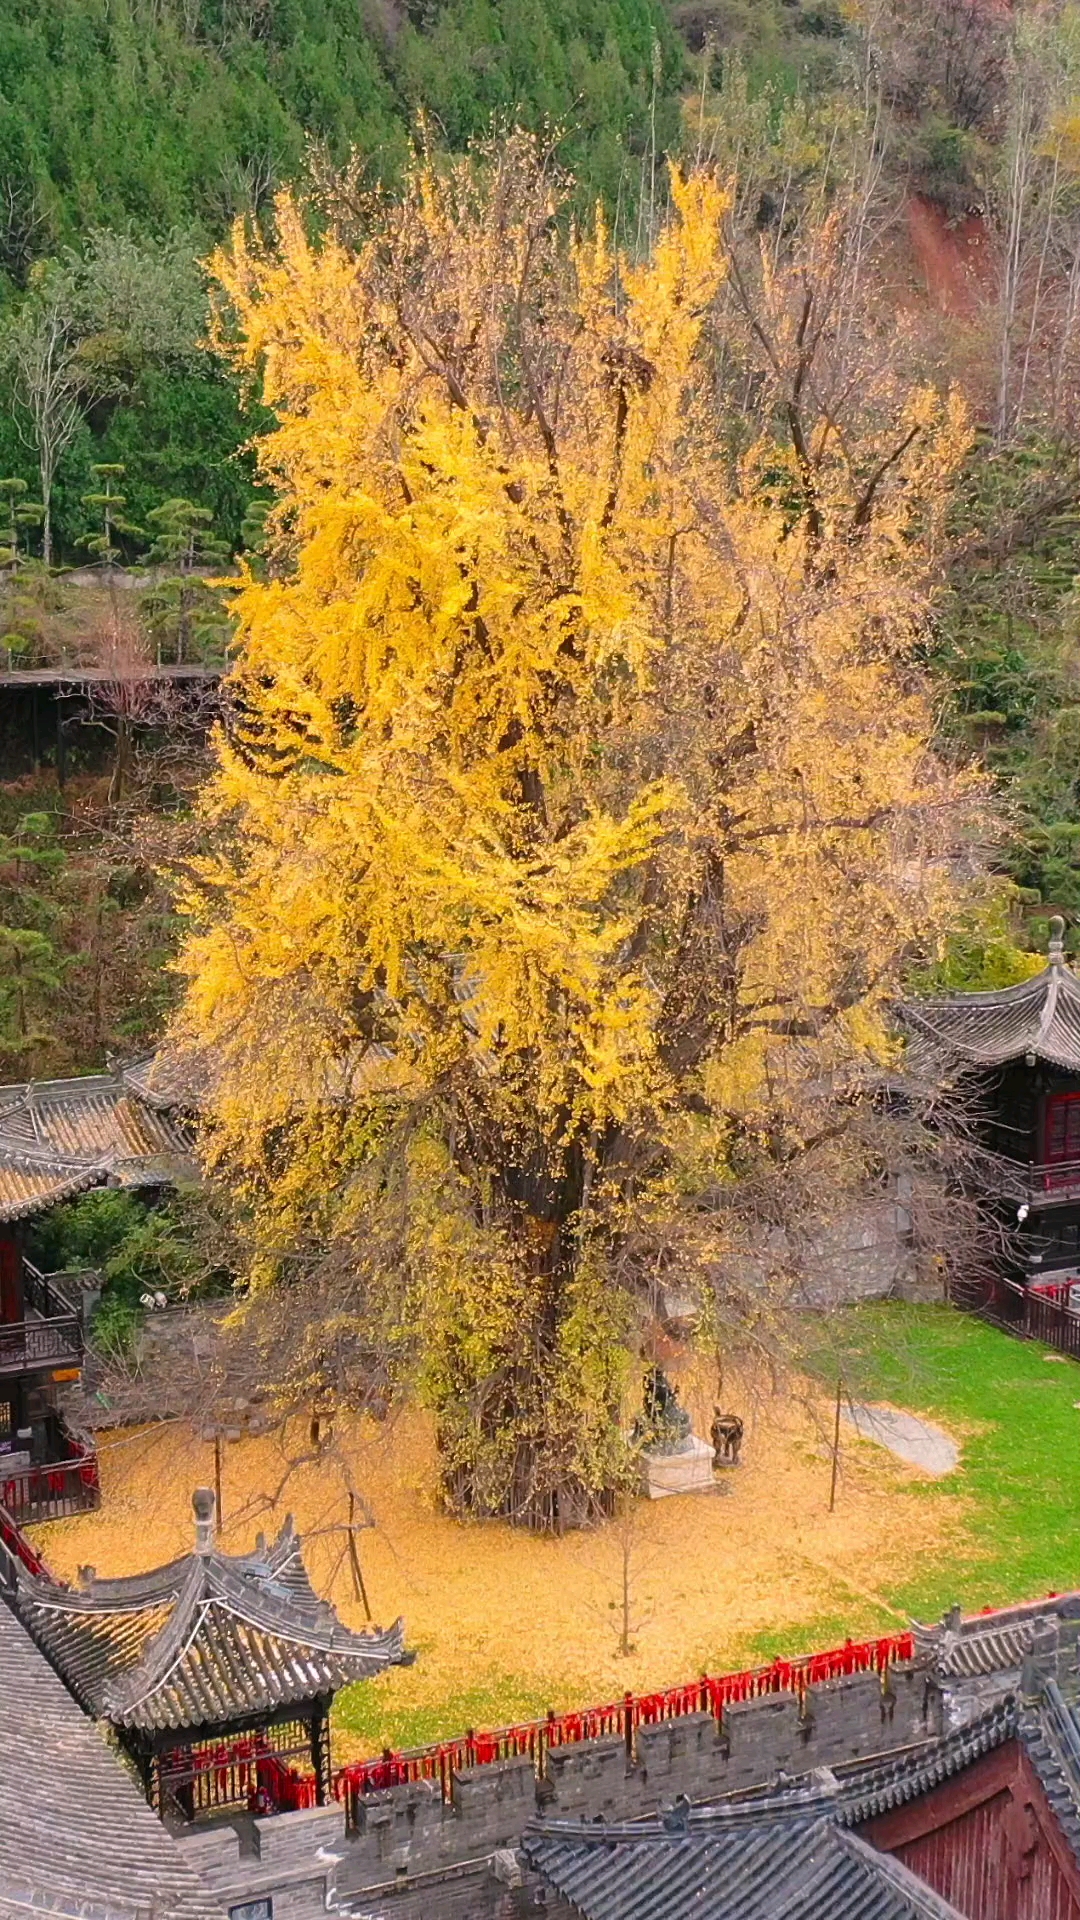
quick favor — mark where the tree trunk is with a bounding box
[109,713,132,806]
[432,1150,624,1532]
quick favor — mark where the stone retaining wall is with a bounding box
[173,1588,1080,1917]
[175,1664,939,1913]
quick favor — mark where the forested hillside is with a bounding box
[4,0,1080,1082]
[0,0,688,552]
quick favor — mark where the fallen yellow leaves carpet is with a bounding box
[34,1364,967,1760]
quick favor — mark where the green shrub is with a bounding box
[90,1292,142,1363]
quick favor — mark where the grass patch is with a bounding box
[746,1608,900,1665]
[334,1668,554,1753]
[801,1302,1080,1618]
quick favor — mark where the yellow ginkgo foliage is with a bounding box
[172,134,976,1529]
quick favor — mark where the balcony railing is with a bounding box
[0,1500,51,1577]
[0,1434,100,1526]
[1001,1159,1080,1206]
[0,1260,86,1377]
[0,1312,82,1375]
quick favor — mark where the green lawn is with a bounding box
[333,1671,555,1754]
[801,1301,1080,1620]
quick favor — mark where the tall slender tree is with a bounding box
[2,270,91,567]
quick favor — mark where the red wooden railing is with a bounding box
[1,1434,100,1526]
[158,1729,318,1820]
[333,1630,915,1817]
[0,1498,51,1577]
[992,1276,1080,1363]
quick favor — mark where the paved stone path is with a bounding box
[842,1402,960,1476]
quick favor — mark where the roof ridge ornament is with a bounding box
[192,1486,215,1556]
[1050,915,1067,965]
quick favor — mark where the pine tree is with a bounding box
[80,464,142,573]
[141,498,230,663]
[0,477,44,570]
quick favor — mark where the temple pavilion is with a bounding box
[903,915,1080,1299]
[10,1487,405,1824]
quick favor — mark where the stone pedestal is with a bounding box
[644,1434,715,1499]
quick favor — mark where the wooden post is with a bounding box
[310,1700,332,1805]
[213,1434,223,1530]
[829,1374,843,1513]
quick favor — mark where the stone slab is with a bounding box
[644,1434,715,1499]
[842,1402,959,1476]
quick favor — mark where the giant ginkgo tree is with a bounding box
[171,135,976,1529]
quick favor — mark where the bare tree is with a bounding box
[215,148,280,224]
[2,273,100,568]
[0,178,48,288]
[84,605,184,804]
[988,12,1080,443]
[872,0,1008,137]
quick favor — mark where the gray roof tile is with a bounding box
[524,1701,1024,1920]
[0,1601,222,1920]
[0,1066,194,1223]
[523,1816,971,1920]
[902,948,1080,1073]
[15,1517,405,1731]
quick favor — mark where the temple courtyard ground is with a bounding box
[29,1304,1080,1759]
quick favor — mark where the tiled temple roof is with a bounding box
[901,917,1080,1073]
[0,1601,222,1920]
[834,1699,1019,1823]
[0,1064,195,1222]
[1020,1680,1080,1870]
[14,1506,405,1733]
[523,1696,1056,1920]
[912,1612,1057,1679]
[911,1590,1078,1687]
[523,1811,970,1920]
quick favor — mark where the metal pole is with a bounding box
[214,1433,223,1529]
[347,1492,372,1620]
[829,1374,843,1513]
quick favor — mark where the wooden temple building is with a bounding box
[903,916,1080,1312]
[8,1487,405,1825]
[0,1061,193,1527]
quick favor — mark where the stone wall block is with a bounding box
[450,1756,538,1846]
[1056,1616,1080,1697]
[346,1778,444,1875]
[635,1712,716,1773]
[633,1712,728,1811]
[1030,1616,1062,1684]
[882,1666,937,1748]
[254,1802,346,1865]
[175,1825,241,1891]
[259,1878,335,1920]
[544,1736,629,1816]
[802,1674,892,1766]
[721,1693,802,1784]
[635,1713,721,1796]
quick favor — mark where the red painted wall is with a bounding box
[862,1741,1080,1920]
[0,1235,21,1323]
